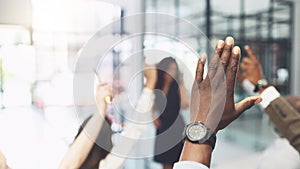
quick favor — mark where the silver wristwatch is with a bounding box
[254,78,269,92]
[183,122,216,149]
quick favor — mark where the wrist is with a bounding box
[253,78,269,93]
[145,80,156,90]
[180,141,212,167]
[96,101,107,113]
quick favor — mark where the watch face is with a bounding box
[258,79,268,86]
[187,123,207,142]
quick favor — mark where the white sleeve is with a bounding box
[242,80,281,109]
[173,161,209,169]
[98,87,155,169]
[259,86,280,109]
[241,79,258,96]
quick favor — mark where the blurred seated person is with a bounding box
[174,37,262,169]
[58,62,157,169]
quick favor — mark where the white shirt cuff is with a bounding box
[143,87,154,94]
[173,161,209,169]
[260,86,280,109]
[242,79,257,96]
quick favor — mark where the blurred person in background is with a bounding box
[59,62,158,169]
[239,45,300,169]
[153,57,189,169]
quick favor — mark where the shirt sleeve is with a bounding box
[98,87,155,169]
[264,96,300,153]
[173,161,209,169]
[259,86,280,109]
[241,79,257,96]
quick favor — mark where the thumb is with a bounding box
[235,96,262,115]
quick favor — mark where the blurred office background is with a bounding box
[0,0,299,169]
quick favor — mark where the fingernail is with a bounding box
[201,54,207,64]
[217,40,224,49]
[233,46,240,55]
[244,45,249,49]
[226,37,234,45]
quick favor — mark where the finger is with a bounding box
[235,96,262,115]
[236,70,245,83]
[207,40,225,79]
[221,37,234,70]
[216,40,225,56]
[226,46,241,95]
[97,82,108,89]
[244,45,259,62]
[97,83,111,95]
[242,57,252,65]
[195,54,206,84]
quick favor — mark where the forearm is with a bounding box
[99,87,155,169]
[59,109,106,169]
[179,85,189,109]
[179,141,212,167]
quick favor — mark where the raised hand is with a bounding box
[95,83,112,116]
[240,45,264,85]
[190,37,262,133]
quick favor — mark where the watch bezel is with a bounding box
[185,122,209,143]
[257,79,268,88]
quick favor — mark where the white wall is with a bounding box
[0,0,31,26]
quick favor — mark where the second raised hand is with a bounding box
[94,70,112,104]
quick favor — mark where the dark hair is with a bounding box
[155,57,180,90]
[155,57,181,113]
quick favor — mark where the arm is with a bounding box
[175,37,261,168]
[98,62,157,169]
[179,73,190,109]
[264,95,300,152]
[58,83,111,169]
[241,45,300,152]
